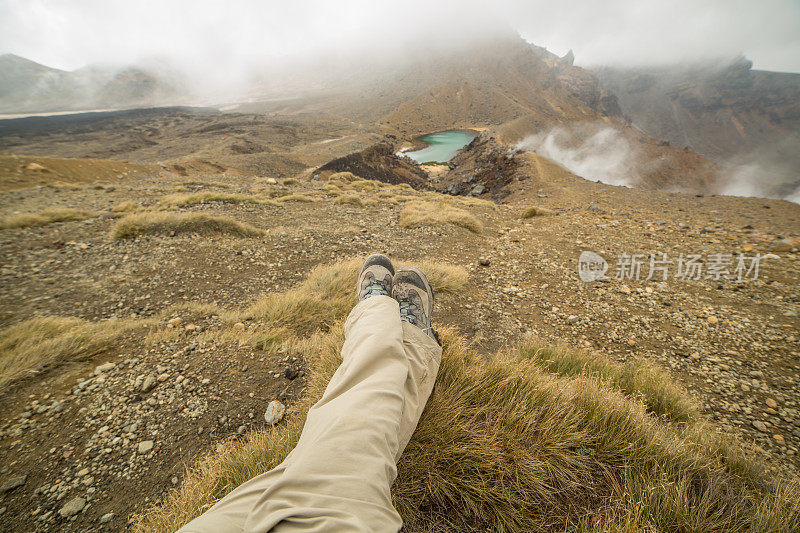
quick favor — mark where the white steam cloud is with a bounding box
[516,126,639,187]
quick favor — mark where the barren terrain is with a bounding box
[0,107,798,531]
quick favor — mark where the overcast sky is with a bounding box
[1,0,798,73]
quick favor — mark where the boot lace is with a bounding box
[360,276,390,299]
[398,291,428,328]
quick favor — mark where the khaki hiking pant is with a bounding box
[178,295,442,533]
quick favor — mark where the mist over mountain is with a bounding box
[0,53,189,114]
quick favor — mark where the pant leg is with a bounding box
[178,295,442,533]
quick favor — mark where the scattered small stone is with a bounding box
[137,440,154,454]
[752,420,768,433]
[141,375,156,393]
[478,258,491,267]
[284,368,299,380]
[264,401,286,425]
[58,497,86,518]
[1,475,26,492]
[766,398,778,409]
[100,512,114,524]
[94,362,116,375]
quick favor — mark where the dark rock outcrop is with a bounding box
[315,142,430,189]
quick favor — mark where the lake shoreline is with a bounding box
[403,129,478,163]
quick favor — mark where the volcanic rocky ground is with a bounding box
[0,108,798,531]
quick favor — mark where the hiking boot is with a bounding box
[357,254,395,301]
[392,266,438,343]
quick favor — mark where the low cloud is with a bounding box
[516,125,639,187]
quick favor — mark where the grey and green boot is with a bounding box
[392,266,439,343]
[357,254,395,301]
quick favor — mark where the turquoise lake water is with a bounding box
[404,130,476,163]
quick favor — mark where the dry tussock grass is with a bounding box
[522,205,555,218]
[328,171,359,183]
[134,275,800,533]
[349,179,381,191]
[0,316,148,388]
[333,194,364,207]
[520,339,699,423]
[111,212,265,239]
[181,181,231,188]
[111,201,140,213]
[158,192,276,207]
[0,208,98,230]
[400,200,483,233]
[275,194,315,203]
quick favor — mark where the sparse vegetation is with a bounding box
[158,192,276,207]
[333,194,364,207]
[134,261,800,532]
[111,212,265,239]
[522,205,555,218]
[276,194,315,203]
[282,178,298,186]
[111,201,140,213]
[0,316,146,388]
[0,207,98,230]
[350,179,381,191]
[328,171,359,183]
[400,200,483,233]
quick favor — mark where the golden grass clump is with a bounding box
[111,201,140,213]
[134,298,800,532]
[111,212,265,239]
[328,171,359,183]
[522,205,555,218]
[400,200,483,233]
[333,194,364,207]
[0,317,145,388]
[349,179,381,191]
[322,184,342,195]
[519,339,699,423]
[0,208,98,230]
[276,194,315,203]
[282,178,298,186]
[159,192,276,207]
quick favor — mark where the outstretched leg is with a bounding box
[178,256,441,533]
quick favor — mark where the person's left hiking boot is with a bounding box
[357,254,395,301]
[392,266,439,344]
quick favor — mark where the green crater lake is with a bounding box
[404,130,476,163]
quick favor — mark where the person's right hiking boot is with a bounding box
[392,266,438,343]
